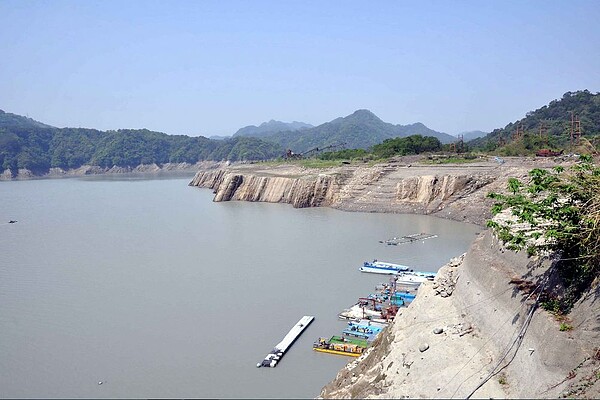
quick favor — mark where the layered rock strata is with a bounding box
[190,169,338,208]
[188,159,520,225]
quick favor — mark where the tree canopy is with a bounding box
[0,125,283,173]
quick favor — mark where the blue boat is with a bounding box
[342,320,386,340]
[392,292,416,304]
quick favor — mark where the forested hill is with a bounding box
[258,109,455,153]
[233,120,313,138]
[458,130,488,141]
[470,90,600,150]
[0,114,283,174]
[0,109,54,129]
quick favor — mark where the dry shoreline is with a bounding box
[188,155,599,399]
[188,155,571,226]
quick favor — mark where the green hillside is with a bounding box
[471,90,600,154]
[233,120,313,138]
[261,109,455,153]
[0,116,283,174]
[0,109,54,130]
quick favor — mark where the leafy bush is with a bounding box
[487,155,600,312]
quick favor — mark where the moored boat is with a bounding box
[338,303,383,320]
[342,319,385,340]
[391,291,416,304]
[360,261,436,283]
[329,335,368,348]
[361,260,411,273]
[394,272,435,286]
[313,337,365,357]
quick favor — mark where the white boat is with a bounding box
[338,304,383,320]
[360,260,436,282]
[394,272,435,286]
[360,268,435,286]
[361,260,412,273]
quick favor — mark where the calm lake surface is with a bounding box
[0,176,481,398]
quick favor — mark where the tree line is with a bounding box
[318,135,442,160]
[0,126,283,173]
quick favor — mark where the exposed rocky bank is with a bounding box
[189,155,599,399]
[189,156,566,226]
[319,231,599,398]
[0,161,223,180]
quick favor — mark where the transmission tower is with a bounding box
[539,122,548,145]
[570,112,581,146]
[512,124,524,141]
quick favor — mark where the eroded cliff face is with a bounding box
[190,169,339,208]
[188,161,501,224]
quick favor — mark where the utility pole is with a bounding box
[512,124,524,141]
[539,123,548,146]
[570,112,582,146]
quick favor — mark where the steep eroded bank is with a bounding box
[319,231,599,399]
[188,158,550,225]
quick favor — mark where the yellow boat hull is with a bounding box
[313,347,361,357]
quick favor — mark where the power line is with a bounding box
[442,281,544,398]
[463,264,555,399]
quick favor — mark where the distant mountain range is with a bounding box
[248,109,456,153]
[233,120,313,138]
[458,130,488,142]
[4,90,596,175]
[209,135,231,140]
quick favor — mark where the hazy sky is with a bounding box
[1,1,599,136]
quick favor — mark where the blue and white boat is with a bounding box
[343,320,386,341]
[359,260,436,285]
[360,260,412,274]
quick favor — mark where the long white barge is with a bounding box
[257,315,315,368]
[360,268,435,285]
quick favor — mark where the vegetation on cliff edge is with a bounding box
[486,155,600,313]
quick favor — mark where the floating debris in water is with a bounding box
[380,233,437,246]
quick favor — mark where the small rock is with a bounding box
[419,343,430,352]
[433,327,444,334]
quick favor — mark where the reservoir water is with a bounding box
[0,176,481,398]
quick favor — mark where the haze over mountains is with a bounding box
[2,90,597,176]
[233,110,456,153]
[457,130,488,141]
[233,120,314,138]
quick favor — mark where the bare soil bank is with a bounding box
[319,231,599,399]
[189,155,572,226]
